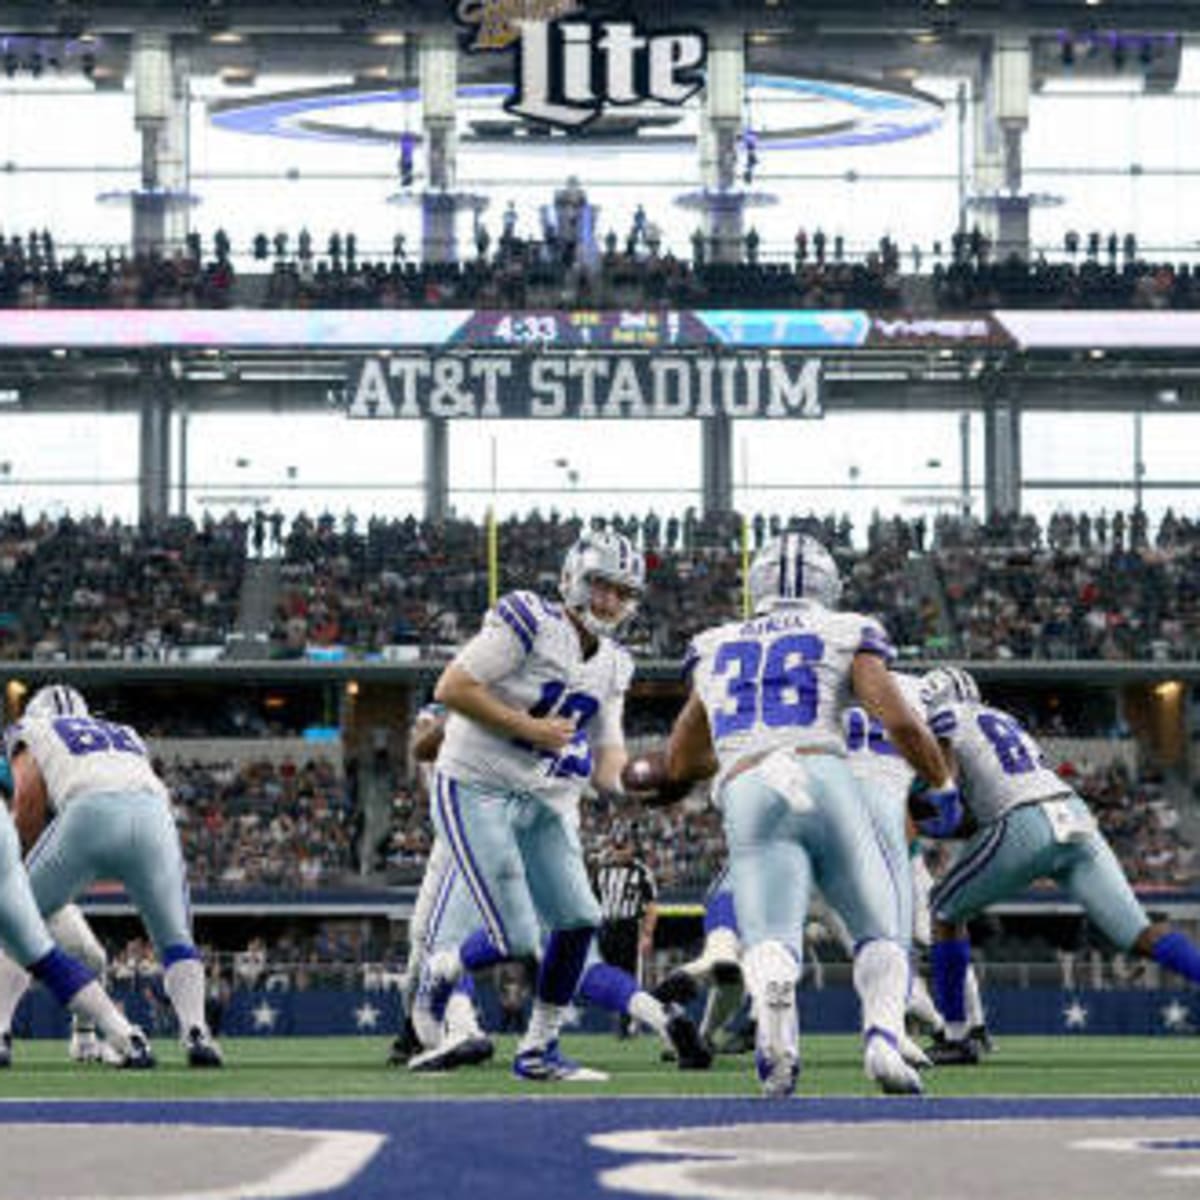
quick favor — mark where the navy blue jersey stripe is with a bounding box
[496,605,533,652]
[506,593,539,637]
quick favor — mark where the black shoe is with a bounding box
[927,1032,981,1066]
[0,1031,11,1069]
[968,1024,994,1055]
[386,1017,423,1067]
[118,1030,156,1071]
[652,971,700,1007]
[184,1027,224,1068]
[665,1007,713,1071]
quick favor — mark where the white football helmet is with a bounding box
[559,531,645,637]
[748,533,842,614]
[919,666,980,711]
[24,684,89,719]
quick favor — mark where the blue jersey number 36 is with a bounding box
[711,634,824,739]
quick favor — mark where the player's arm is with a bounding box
[410,715,446,764]
[666,690,719,784]
[852,654,949,785]
[639,872,659,958]
[8,748,49,856]
[436,662,572,751]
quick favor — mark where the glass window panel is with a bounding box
[734,412,983,542]
[183,412,424,522]
[1022,412,1135,483]
[0,413,138,520]
[449,420,700,522]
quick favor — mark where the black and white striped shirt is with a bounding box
[594,858,657,923]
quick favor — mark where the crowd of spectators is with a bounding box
[164,755,357,892]
[0,231,234,308]
[8,222,1200,311]
[0,511,245,661]
[6,505,1200,664]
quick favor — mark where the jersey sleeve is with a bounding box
[2,719,30,759]
[681,639,701,682]
[454,591,543,683]
[853,616,896,662]
[591,692,626,750]
[928,704,959,740]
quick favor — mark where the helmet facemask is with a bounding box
[560,533,645,638]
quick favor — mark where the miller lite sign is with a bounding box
[453,3,707,132]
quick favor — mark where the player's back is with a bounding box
[929,699,1068,824]
[688,601,894,789]
[6,712,167,812]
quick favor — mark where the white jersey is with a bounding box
[929,700,1069,825]
[4,712,167,814]
[436,589,633,808]
[843,672,926,812]
[685,600,895,795]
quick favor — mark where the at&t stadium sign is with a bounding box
[346,353,822,419]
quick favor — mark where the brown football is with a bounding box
[622,750,691,806]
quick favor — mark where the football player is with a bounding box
[421,531,645,1081]
[0,707,152,1069]
[921,666,1200,1060]
[3,684,221,1067]
[843,679,989,1062]
[653,533,958,1097]
[386,701,493,1069]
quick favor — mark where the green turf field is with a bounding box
[0,1035,1197,1100]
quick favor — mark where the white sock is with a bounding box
[741,941,800,1058]
[518,1000,565,1053]
[68,982,134,1052]
[853,939,908,1040]
[48,906,107,976]
[964,965,984,1029]
[444,991,484,1040]
[0,955,30,1035]
[700,977,745,1041]
[164,959,208,1034]
[628,990,669,1037]
[906,972,944,1035]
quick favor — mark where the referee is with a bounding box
[592,826,658,1036]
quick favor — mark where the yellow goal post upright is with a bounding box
[487,505,499,609]
[741,510,751,619]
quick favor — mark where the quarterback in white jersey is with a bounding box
[429,531,642,1082]
[4,684,222,1067]
[922,665,1200,1057]
[664,533,956,1097]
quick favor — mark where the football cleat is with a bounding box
[408,1031,494,1073]
[183,1027,224,1068]
[927,1031,982,1066]
[115,1028,156,1071]
[864,1029,924,1095]
[0,1031,11,1069]
[897,1030,933,1070]
[386,1017,423,1067]
[69,1029,104,1064]
[969,1024,995,1055]
[665,1007,713,1071]
[651,971,700,1008]
[512,1040,609,1083]
[755,1047,800,1099]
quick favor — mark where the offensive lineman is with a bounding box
[651,533,958,1097]
[2,685,222,1067]
[422,531,646,1081]
[0,714,151,1068]
[922,666,1200,1058]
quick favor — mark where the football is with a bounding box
[621,750,691,806]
